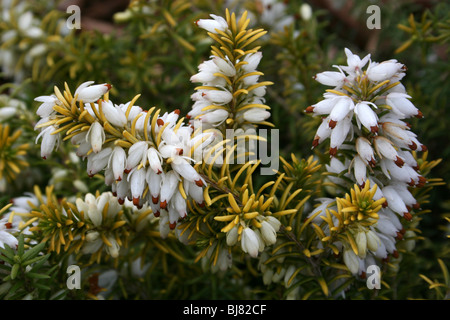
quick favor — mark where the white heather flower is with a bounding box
[306,95,340,115]
[329,113,352,156]
[354,101,379,133]
[86,121,105,153]
[366,229,381,252]
[101,100,127,127]
[381,186,409,218]
[242,52,263,73]
[260,217,280,245]
[314,71,346,87]
[355,137,376,167]
[74,81,112,103]
[341,48,371,75]
[35,125,60,160]
[242,108,271,123]
[129,168,146,206]
[352,155,367,186]
[300,3,313,20]
[328,96,354,128]
[343,247,360,274]
[34,94,60,117]
[109,146,126,181]
[386,92,421,119]
[86,147,112,177]
[195,14,228,33]
[0,218,18,249]
[159,170,179,210]
[171,157,203,186]
[199,108,229,125]
[146,168,162,204]
[241,227,260,258]
[202,89,233,105]
[212,56,236,77]
[126,141,149,172]
[374,136,404,167]
[226,226,239,246]
[367,60,404,82]
[356,230,367,258]
[147,147,163,174]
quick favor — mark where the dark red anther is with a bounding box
[153,211,160,217]
[169,222,177,230]
[370,126,379,134]
[413,202,420,210]
[408,141,417,150]
[152,196,159,204]
[360,271,367,279]
[124,168,131,174]
[392,250,399,259]
[198,202,205,208]
[396,232,403,240]
[305,106,315,113]
[312,138,319,148]
[403,212,413,221]
[382,200,388,208]
[118,198,125,205]
[416,110,423,119]
[174,109,180,115]
[328,120,337,129]
[160,200,167,209]
[420,144,428,152]
[394,156,404,167]
[157,119,164,126]
[408,179,416,187]
[5,222,13,229]
[105,84,112,90]
[369,158,377,168]
[329,147,337,157]
[417,176,426,187]
[133,197,140,206]
[195,179,204,187]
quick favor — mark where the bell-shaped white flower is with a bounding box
[86,121,105,153]
[74,81,111,103]
[160,170,179,209]
[34,94,59,117]
[328,97,354,128]
[343,247,360,274]
[109,146,126,181]
[241,227,260,258]
[36,125,60,159]
[314,71,346,87]
[386,92,421,119]
[354,101,378,133]
[367,60,404,82]
[102,100,127,127]
[195,14,228,34]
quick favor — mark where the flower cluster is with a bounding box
[189,10,273,131]
[0,0,68,83]
[306,48,427,275]
[34,81,214,231]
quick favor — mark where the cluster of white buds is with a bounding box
[189,13,272,130]
[307,48,427,276]
[34,81,215,231]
